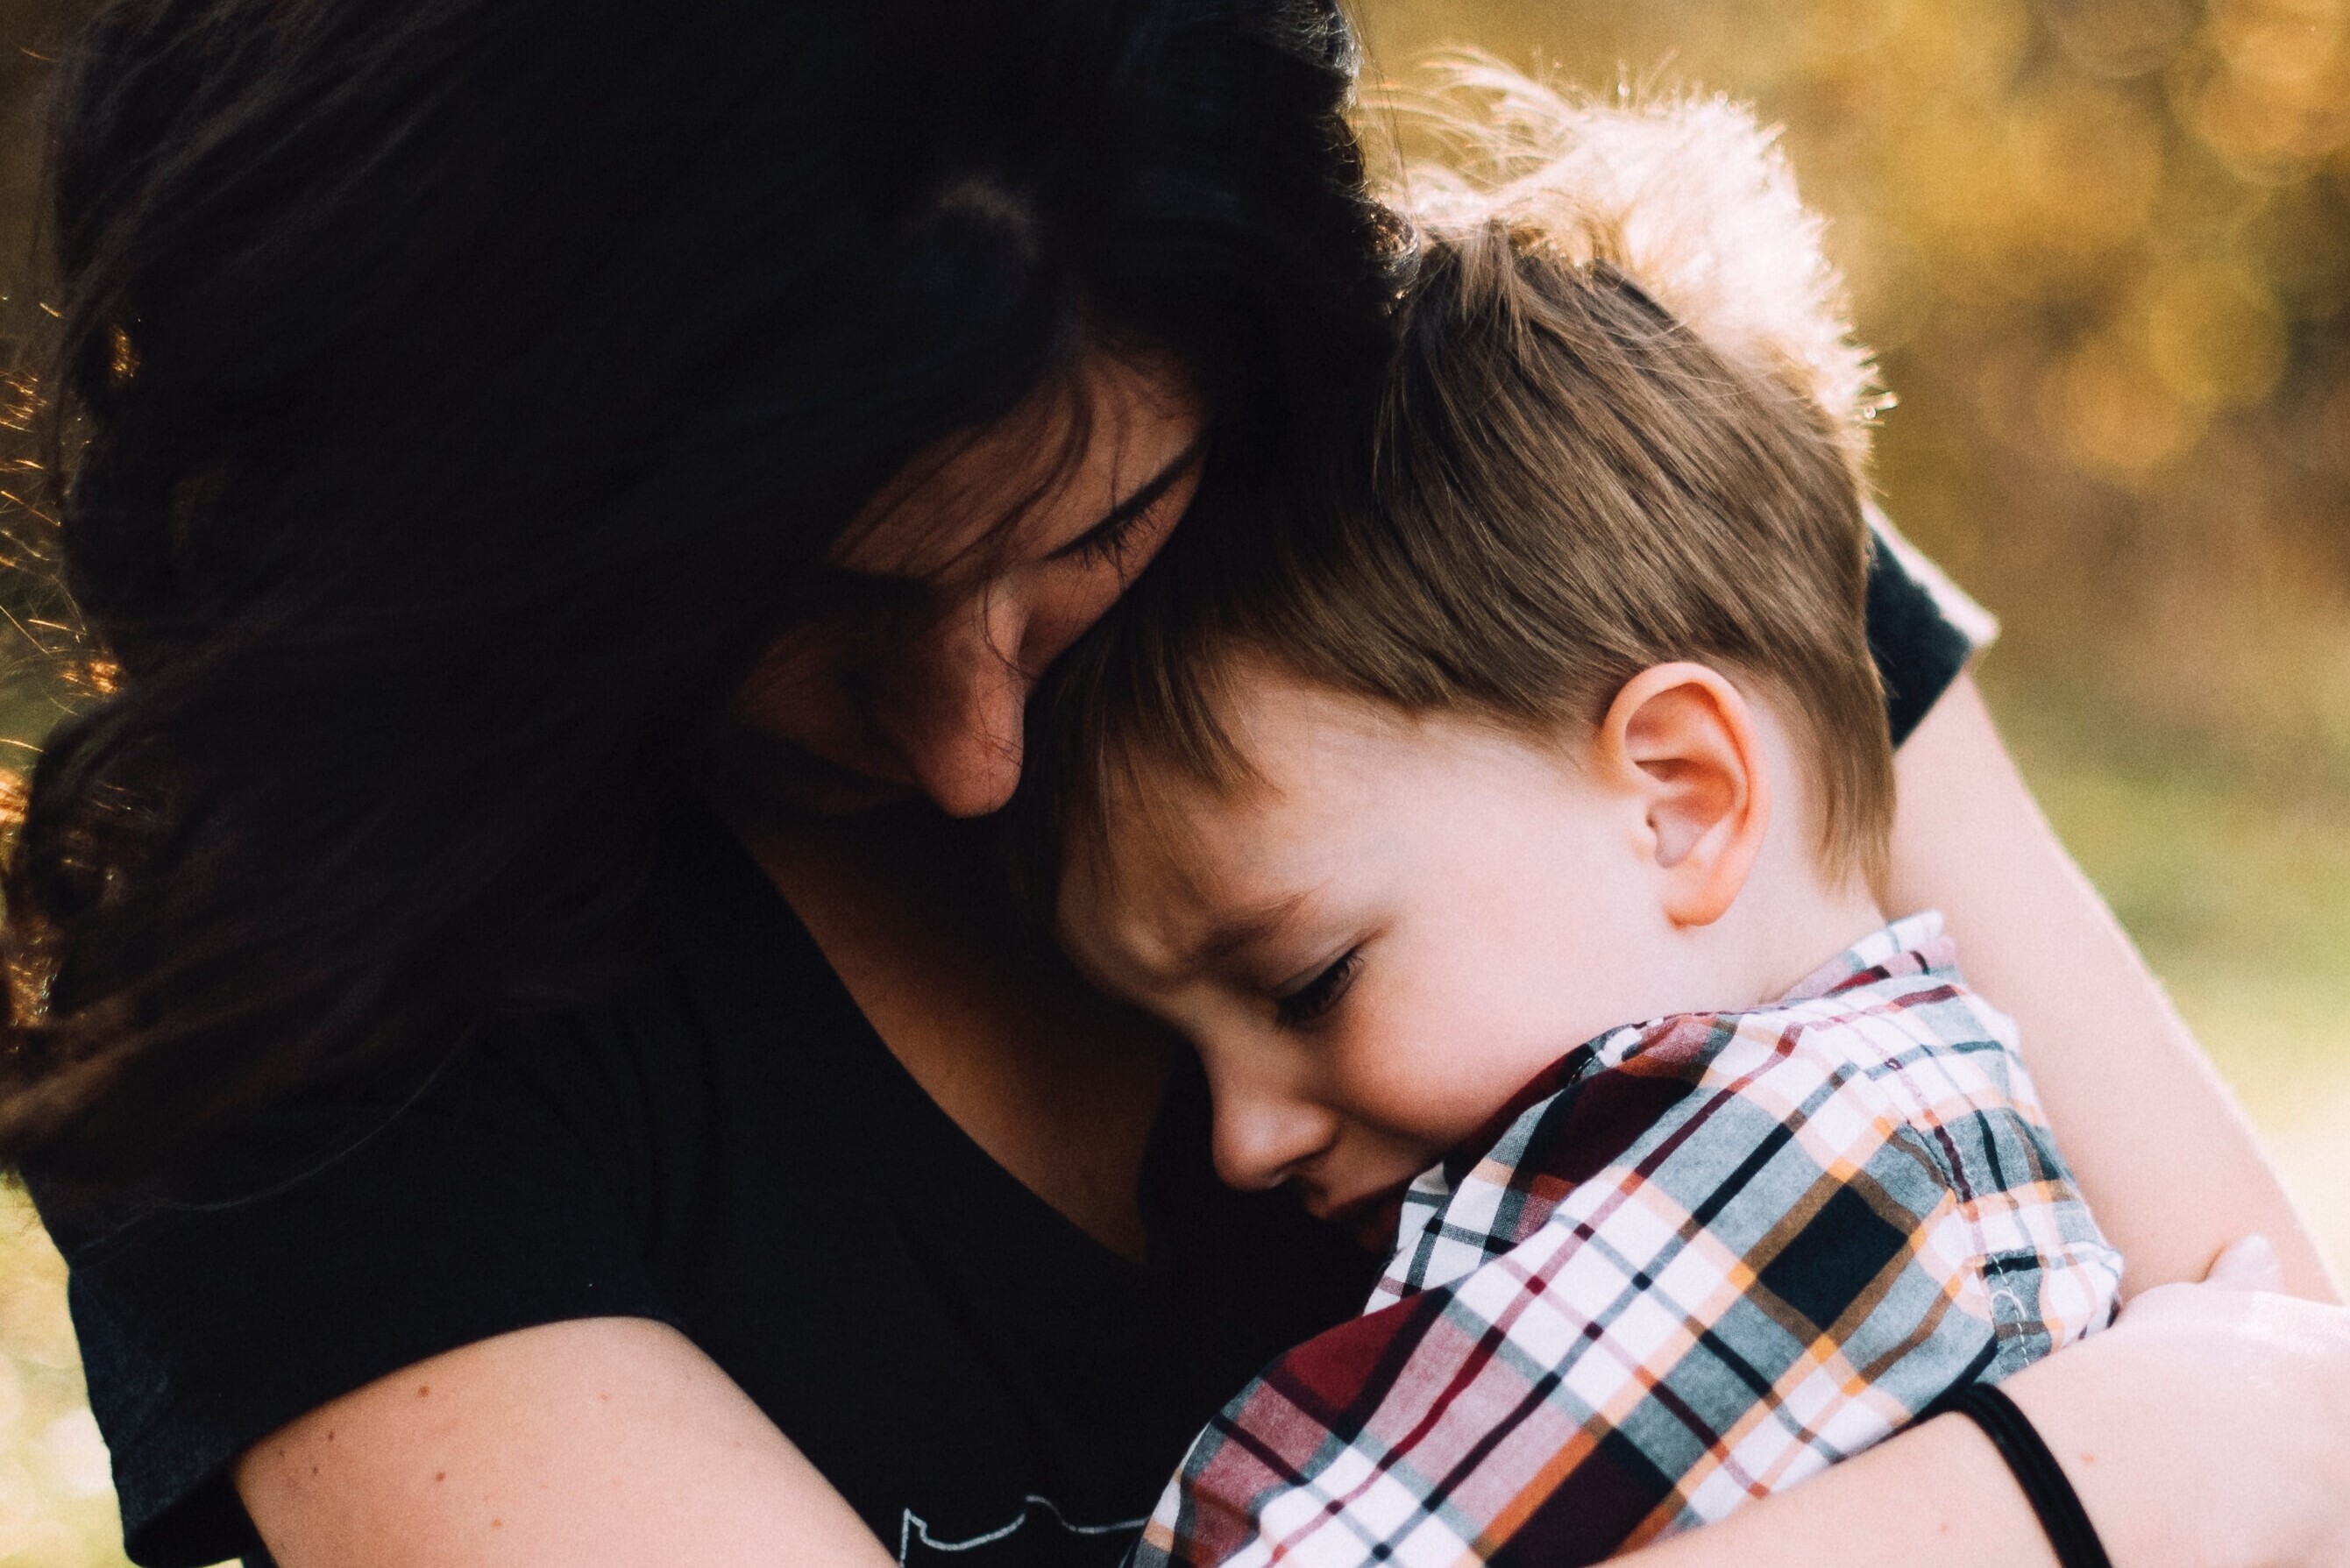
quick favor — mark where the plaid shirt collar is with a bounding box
[1373,912,1951,1309]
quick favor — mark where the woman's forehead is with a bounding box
[831,351,1205,584]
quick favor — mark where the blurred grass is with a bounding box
[0,1197,131,1568]
[0,0,2340,1564]
[1987,671,2350,1278]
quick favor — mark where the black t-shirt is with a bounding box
[33,543,1977,1568]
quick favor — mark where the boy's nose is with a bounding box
[1210,1081,1340,1194]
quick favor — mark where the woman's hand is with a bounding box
[2009,1237,2350,1568]
[1621,1236,2350,1568]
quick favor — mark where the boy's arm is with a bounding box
[1886,673,2339,1302]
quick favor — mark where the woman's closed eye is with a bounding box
[1059,485,1176,572]
[1050,437,1201,571]
[1274,947,1362,1029]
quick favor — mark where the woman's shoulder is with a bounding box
[1864,508,1995,746]
[41,806,856,1247]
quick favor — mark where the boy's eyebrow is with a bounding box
[1045,436,1207,563]
[1184,890,1313,970]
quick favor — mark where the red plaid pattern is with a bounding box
[1134,915,2121,1568]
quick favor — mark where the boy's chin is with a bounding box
[1316,1183,1414,1255]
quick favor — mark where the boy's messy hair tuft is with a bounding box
[1380,54,1887,480]
[1009,64,1895,933]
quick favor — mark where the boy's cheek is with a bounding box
[1345,987,1557,1142]
[1337,1055,1495,1160]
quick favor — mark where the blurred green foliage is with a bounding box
[0,1207,120,1568]
[0,1,2343,1564]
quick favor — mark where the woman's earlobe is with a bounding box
[1598,663,1771,927]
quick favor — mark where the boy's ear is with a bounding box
[1593,663,1771,928]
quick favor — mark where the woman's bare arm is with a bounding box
[236,1317,897,1568]
[1886,672,2338,1301]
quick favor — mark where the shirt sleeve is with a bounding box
[31,1021,674,1568]
[1865,507,1996,746]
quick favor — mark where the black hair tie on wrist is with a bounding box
[1931,1381,2115,1568]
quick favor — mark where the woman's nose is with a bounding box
[885,590,1033,818]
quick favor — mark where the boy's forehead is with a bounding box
[1059,740,1372,999]
[1057,681,1436,981]
[1062,764,1263,948]
[1071,676,1368,891]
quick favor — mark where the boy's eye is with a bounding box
[1274,947,1362,1029]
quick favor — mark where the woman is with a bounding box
[5,2,2343,1566]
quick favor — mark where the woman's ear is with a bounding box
[1593,663,1771,928]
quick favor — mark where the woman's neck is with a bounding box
[724,795,1176,1262]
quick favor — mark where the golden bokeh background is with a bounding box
[0,0,2346,1562]
[1352,0,2350,1286]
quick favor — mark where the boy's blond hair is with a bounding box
[1382,57,1885,479]
[1014,67,1895,916]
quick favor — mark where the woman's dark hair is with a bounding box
[2,0,1399,1184]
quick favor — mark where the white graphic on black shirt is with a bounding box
[897,1495,1147,1568]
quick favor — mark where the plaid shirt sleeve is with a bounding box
[1132,920,2122,1568]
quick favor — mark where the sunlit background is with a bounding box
[0,0,2345,1562]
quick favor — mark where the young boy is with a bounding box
[1012,78,2124,1568]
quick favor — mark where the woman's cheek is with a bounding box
[1022,571,1130,670]
[731,638,835,741]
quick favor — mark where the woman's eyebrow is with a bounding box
[1046,436,1207,563]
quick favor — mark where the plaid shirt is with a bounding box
[1133,914,2122,1568]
